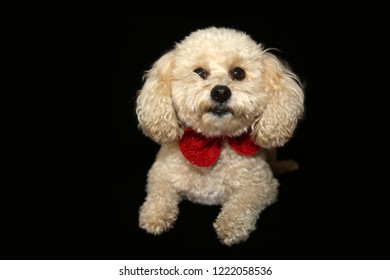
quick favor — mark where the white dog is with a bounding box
[136,27,304,245]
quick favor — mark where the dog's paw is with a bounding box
[139,218,173,235]
[213,215,255,246]
[139,202,178,235]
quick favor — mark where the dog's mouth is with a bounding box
[208,105,232,117]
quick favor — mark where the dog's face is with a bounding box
[137,27,304,147]
[171,29,269,137]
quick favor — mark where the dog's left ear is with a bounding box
[252,52,304,148]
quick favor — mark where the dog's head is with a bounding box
[136,27,304,148]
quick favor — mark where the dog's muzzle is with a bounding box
[209,85,231,117]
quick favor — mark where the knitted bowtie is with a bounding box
[178,128,260,167]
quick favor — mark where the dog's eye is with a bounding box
[231,67,245,81]
[194,68,208,79]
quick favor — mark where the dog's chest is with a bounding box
[162,142,265,205]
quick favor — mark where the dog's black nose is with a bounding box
[211,85,231,103]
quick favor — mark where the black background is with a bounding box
[4,19,389,260]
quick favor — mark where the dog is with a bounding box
[135,27,304,245]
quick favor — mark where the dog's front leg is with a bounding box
[213,181,278,246]
[139,179,180,235]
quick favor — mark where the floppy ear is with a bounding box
[136,51,182,144]
[252,52,304,148]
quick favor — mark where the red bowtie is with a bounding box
[178,128,260,167]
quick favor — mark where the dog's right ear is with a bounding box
[136,51,182,144]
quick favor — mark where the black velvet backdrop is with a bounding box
[5,19,388,261]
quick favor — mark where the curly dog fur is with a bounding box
[136,27,304,245]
